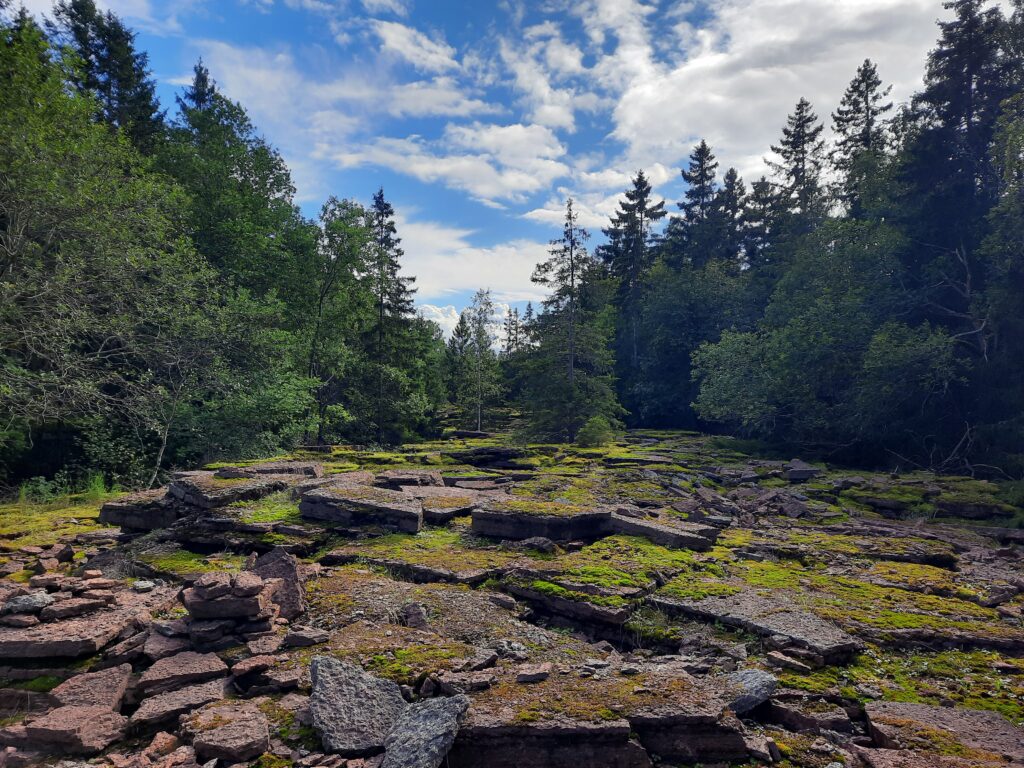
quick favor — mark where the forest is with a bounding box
[1,0,1023,495]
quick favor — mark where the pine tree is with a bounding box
[51,0,163,152]
[711,167,747,264]
[463,289,501,431]
[367,187,416,443]
[502,307,521,356]
[599,170,666,371]
[680,140,719,222]
[533,199,590,389]
[767,98,826,221]
[831,59,893,211]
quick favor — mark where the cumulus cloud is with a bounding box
[373,20,459,73]
[333,123,571,205]
[417,304,460,337]
[396,211,549,303]
[361,0,410,16]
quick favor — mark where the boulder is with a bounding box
[381,695,469,768]
[722,669,777,714]
[865,701,1024,761]
[309,656,407,756]
[39,598,108,622]
[182,699,270,763]
[25,705,127,755]
[608,512,717,551]
[1,592,54,615]
[472,503,612,542]
[375,470,444,490]
[99,488,181,531]
[138,651,228,695]
[283,626,330,648]
[50,664,131,709]
[783,459,821,482]
[252,547,307,620]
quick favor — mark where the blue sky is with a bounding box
[22,0,957,333]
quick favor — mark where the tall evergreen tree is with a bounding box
[599,170,666,373]
[680,140,719,221]
[711,167,747,264]
[51,0,163,152]
[366,187,416,443]
[831,59,893,212]
[767,98,827,222]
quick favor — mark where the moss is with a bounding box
[488,498,594,517]
[232,491,303,524]
[528,579,630,608]
[366,644,462,683]
[327,527,523,573]
[138,548,246,577]
[5,675,62,692]
[0,496,111,549]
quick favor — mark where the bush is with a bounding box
[575,416,616,447]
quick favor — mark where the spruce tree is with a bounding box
[831,59,893,212]
[680,140,719,222]
[767,98,826,221]
[599,170,666,371]
[367,187,416,442]
[51,0,163,152]
[712,167,747,264]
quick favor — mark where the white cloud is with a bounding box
[333,122,571,205]
[417,304,460,337]
[373,20,459,73]
[396,211,549,303]
[361,0,410,15]
[19,0,200,34]
[607,0,950,181]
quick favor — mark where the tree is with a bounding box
[50,0,163,152]
[599,170,666,391]
[532,199,589,390]
[667,140,722,268]
[831,59,893,212]
[450,290,501,431]
[680,140,719,221]
[366,187,416,443]
[502,307,522,356]
[711,166,747,264]
[767,98,827,222]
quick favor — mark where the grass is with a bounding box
[137,547,246,577]
[0,494,115,549]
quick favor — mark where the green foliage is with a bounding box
[574,416,616,448]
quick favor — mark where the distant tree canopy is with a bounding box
[2,0,1023,491]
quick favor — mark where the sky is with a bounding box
[20,0,958,335]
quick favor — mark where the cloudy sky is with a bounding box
[22,0,956,334]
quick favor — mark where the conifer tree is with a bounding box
[831,59,893,212]
[680,140,719,222]
[767,98,826,221]
[599,170,666,371]
[712,167,747,264]
[51,0,163,152]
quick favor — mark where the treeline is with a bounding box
[3,0,1024,491]
[1,1,446,490]
[450,0,1024,474]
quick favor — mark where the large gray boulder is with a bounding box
[310,656,407,756]
[382,695,469,768]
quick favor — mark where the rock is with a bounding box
[253,547,307,620]
[375,470,445,490]
[51,664,131,709]
[0,586,176,658]
[309,656,407,756]
[444,446,529,468]
[723,669,777,714]
[130,678,231,730]
[398,603,429,629]
[248,634,284,655]
[515,663,552,683]
[181,580,273,620]
[783,459,821,482]
[99,488,182,531]
[138,651,229,695]
[232,571,264,597]
[608,513,717,551]
[192,572,232,599]
[39,598,108,622]
[0,615,38,628]
[168,472,295,510]
[766,650,812,673]
[512,537,559,554]
[300,485,423,534]
[25,705,127,755]
[381,695,469,768]
[283,626,330,648]
[865,701,1024,761]
[182,699,270,763]
[472,502,612,542]
[2,592,53,615]
[132,580,157,593]
[232,655,278,677]
[143,631,190,662]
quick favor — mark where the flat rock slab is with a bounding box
[381,694,469,768]
[447,714,652,768]
[651,591,862,662]
[182,699,270,763]
[130,678,231,730]
[0,586,176,658]
[51,664,131,709]
[139,651,228,695]
[472,504,611,542]
[25,704,127,755]
[169,472,298,509]
[99,488,181,531]
[300,485,423,533]
[375,469,444,490]
[866,701,1024,763]
[310,656,408,756]
[609,512,717,551]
